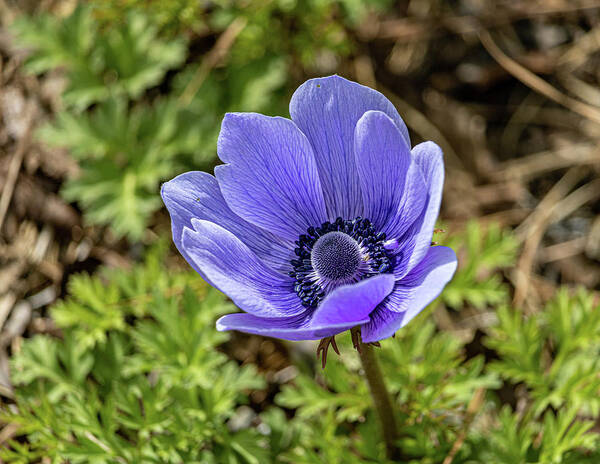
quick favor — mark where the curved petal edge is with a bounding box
[181,218,305,318]
[290,75,410,219]
[217,273,395,341]
[216,112,327,242]
[361,246,457,342]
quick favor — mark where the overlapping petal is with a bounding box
[216,274,395,341]
[361,246,457,342]
[182,219,305,318]
[403,142,445,272]
[162,75,455,344]
[161,171,292,274]
[385,162,428,241]
[290,75,410,219]
[354,110,411,231]
[384,142,445,280]
[215,113,327,242]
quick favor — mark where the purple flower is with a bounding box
[161,75,457,344]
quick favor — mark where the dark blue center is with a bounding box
[289,217,394,309]
[311,231,361,281]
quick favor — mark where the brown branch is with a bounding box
[443,388,486,464]
[179,17,247,106]
[0,113,35,234]
[479,30,600,125]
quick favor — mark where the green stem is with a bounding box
[358,342,405,461]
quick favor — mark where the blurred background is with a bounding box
[1,0,600,462]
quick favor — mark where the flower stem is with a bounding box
[358,342,405,461]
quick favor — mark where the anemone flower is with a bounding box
[161,75,457,360]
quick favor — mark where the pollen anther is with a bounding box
[290,217,393,308]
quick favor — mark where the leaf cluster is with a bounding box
[441,221,519,310]
[276,323,500,463]
[1,248,268,463]
[12,5,189,239]
[13,6,186,109]
[472,288,600,463]
[2,224,598,463]
[11,4,291,240]
[92,0,393,63]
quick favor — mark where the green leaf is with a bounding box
[13,5,186,109]
[486,288,600,418]
[38,96,202,239]
[441,221,518,310]
[3,251,270,463]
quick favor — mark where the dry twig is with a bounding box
[0,113,34,233]
[479,30,600,125]
[443,387,486,464]
[179,17,247,106]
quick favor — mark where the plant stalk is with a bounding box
[358,342,405,461]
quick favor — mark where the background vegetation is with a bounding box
[1,0,599,462]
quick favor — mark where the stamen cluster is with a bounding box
[288,217,393,308]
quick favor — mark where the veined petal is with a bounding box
[387,161,428,240]
[290,75,410,219]
[381,161,429,279]
[402,142,445,273]
[310,273,395,327]
[215,113,327,242]
[216,274,395,341]
[361,246,457,342]
[161,171,292,274]
[182,219,304,318]
[354,110,411,232]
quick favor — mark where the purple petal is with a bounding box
[404,142,445,272]
[373,160,428,280]
[215,113,327,242]
[216,274,395,341]
[216,312,315,341]
[382,161,429,279]
[310,273,395,327]
[161,171,292,274]
[354,110,411,232]
[386,161,428,240]
[290,75,410,219]
[361,246,457,342]
[182,219,304,318]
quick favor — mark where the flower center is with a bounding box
[289,217,393,309]
[311,231,361,281]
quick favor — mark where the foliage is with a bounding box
[12,5,186,109]
[461,287,600,464]
[92,0,392,63]
[11,4,291,240]
[277,324,500,463]
[440,221,519,310]
[37,97,203,239]
[1,248,267,463]
[11,0,394,240]
[12,5,189,239]
[3,244,600,462]
[487,288,600,419]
